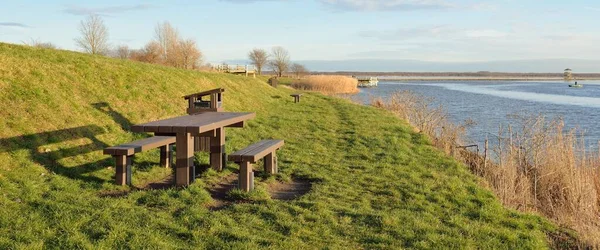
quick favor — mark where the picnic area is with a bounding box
[0,43,573,248]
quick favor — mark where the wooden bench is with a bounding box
[103,136,176,185]
[290,93,302,103]
[228,139,284,191]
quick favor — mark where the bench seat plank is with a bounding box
[229,139,284,163]
[103,136,176,156]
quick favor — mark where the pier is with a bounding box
[214,64,256,77]
[354,76,379,87]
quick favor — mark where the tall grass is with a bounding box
[373,91,599,247]
[291,75,358,94]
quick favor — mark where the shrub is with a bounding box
[291,75,358,94]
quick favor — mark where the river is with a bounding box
[356,81,600,150]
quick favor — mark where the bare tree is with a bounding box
[248,48,269,75]
[130,41,162,64]
[269,46,290,77]
[116,45,130,59]
[177,39,203,69]
[154,21,180,65]
[75,15,109,55]
[290,63,308,79]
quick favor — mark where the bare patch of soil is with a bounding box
[268,179,312,200]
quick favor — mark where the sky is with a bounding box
[1,0,600,72]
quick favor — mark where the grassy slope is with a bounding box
[0,43,561,248]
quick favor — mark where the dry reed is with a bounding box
[291,75,358,94]
[373,91,600,247]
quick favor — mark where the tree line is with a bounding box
[74,15,203,70]
[24,14,309,76]
[248,47,308,78]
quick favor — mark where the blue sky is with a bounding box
[1,0,600,71]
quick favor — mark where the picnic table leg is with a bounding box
[210,127,225,171]
[194,136,200,152]
[175,132,193,187]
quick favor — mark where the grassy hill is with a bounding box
[0,43,573,248]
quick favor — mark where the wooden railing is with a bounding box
[214,64,256,73]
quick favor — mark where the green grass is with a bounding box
[0,43,569,248]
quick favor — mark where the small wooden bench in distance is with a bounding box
[103,136,175,185]
[228,139,284,191]
[290,93,302,103]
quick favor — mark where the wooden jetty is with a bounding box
[354,76,379,87]
[214,64,256,77]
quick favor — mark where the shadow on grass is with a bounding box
[92,102,133,131]
[0,125,110,184]
[0,103,141,186]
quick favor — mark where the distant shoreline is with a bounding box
[307,71,600,81]
[377,77,600,82]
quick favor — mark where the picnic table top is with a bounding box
[131,112,255,134]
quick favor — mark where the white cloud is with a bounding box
[318,0,455,11]
[359,25,455,40]
[0,22,30,28]
[585,6,600,11]
[464,29,508,38]
[63,4,156,16]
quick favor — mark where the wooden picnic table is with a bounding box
[131,112,255,187]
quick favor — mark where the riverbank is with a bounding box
[366,86,600,247]
[0,43,576,248]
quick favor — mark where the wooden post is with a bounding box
[194,136,199,152]
[210,127,225,171]
[188,97,194,110]
[483,139,488,174]
[160,144,173,168]
[175,132,193,187]
[238,161,253,191]
[114,155,127,185]
[264,153,277,174]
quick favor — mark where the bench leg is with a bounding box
[238,161,254,192]
[114,155,132,186]
[160,144,173,168]
[264,152,277,174]
[210,127,225,171]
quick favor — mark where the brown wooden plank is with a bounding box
[104,136,175,156]
[228,140,272,162]
[241,140,284,162]
[132,112,255,138]
[225,121,245,128]
[182,88,225,99]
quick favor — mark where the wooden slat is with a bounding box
[228,140,272,162]
[242,140,284,162]
[228,140,284,163]
[104,136,175,156]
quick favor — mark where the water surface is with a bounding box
[356,81,600,149]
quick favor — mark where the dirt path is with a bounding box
[206,173,312,210]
